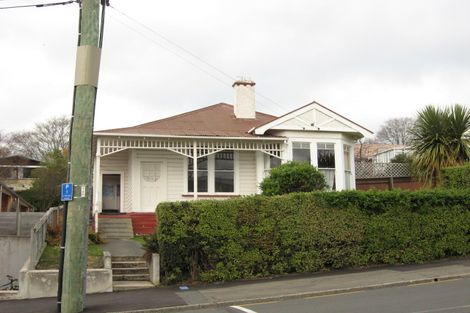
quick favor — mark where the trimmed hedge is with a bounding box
[156,190,470,284]
[441,164,470,189]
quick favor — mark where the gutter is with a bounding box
[93,132,286,141]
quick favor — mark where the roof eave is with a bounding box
[94,132,286,141]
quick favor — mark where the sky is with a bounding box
[1,0,469,138]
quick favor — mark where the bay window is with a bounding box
[317,143,335,189]
[292,142,311,163]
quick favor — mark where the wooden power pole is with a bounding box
[61,0,102,312]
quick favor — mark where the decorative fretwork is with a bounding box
[98,137,284,159]
[355,162,411,179]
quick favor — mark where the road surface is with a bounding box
[180,277,470,313]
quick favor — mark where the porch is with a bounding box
[93,136,287,218]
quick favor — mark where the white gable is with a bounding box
[254,102,373,137]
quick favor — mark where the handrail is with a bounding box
[29,206,63,268]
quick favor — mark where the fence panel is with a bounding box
[355,162,411,179]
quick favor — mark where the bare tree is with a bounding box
[0,131,10,157]
[7,116,70,160]
[376,117,414,145]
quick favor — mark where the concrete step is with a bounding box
[113,281,154,292]
[99,217,134,239]
[99,227,134,232]
[112,256,145,262]
[100,229,133,233]
[99,224,133,229]
[113,273,150,281]
[99,218,132,223]
[112,261,147,268]
[100,232,133,241]
[99,223,133,228]
[113,267,149,275]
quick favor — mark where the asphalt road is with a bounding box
[182,277,470,313]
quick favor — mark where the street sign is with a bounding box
[61,183,74,202]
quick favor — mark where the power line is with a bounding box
[108,4,313,125]
[107,13,236,92]
[110,5,287,113]
[0,0,76,10]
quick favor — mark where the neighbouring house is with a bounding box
[354,143,410,163]
[354,144,421,191]
[0,155,42,191]
[373,146,410,163]
[93,80,373,234]
[0,182,35,212]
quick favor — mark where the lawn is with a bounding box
[131,235,146,246]
[36,244,104,270]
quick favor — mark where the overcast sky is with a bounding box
[1,0,469,137]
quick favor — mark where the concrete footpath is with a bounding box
[1,257,470,313]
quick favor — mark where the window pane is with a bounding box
[188,156,208,171]
[293,148,311,163]
[23,168,33,178]
[270,156,281,168]
[215,171,234,192]
[187,170,208,192]
[293,142,310,149]
[292,142,310,163]
[344,145,351,171]
[318,149,335,168]
[215,151,234,170]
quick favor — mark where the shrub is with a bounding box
[46,224,61,246]
[441,163,470,189]
[88,230,103,245]
[260,162,327,195]
[390,153,413,163]
[142,233,159,262]
[156,189,470,284]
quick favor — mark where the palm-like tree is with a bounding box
[409,104,470,186]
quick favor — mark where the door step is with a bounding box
[98,218,134,239]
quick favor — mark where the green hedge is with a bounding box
[156,190,470,284]
[441,164,470,189]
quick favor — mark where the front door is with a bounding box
[140,162,165,211]
[102,174,121,212]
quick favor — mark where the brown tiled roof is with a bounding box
[95,103,278,138]
[0,155,41,166]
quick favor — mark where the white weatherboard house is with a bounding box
[93,80,372,229]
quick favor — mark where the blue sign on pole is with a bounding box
[61,183,74,202]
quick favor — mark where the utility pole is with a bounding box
[61,0,102,312]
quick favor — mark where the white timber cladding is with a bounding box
[99,150,130,212]
[238,151,257,195]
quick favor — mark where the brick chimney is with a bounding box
[232,80,256,119]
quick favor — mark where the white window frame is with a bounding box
[184,150,239,195]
